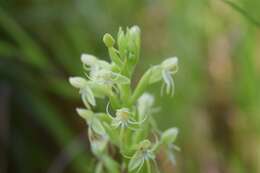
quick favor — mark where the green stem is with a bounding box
[120,84,131,106]
[119,128,125,152]
[128,69,151,106]
[109,92,120,109]
[146,160,152,173]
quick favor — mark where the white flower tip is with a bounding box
[69,77,87,88]
[139,92,154,104]
[81,53,97,66]
[137,92,154,116]
[76,108,85,115]
[130,25,140,34]
[162,56,179,72]
[164,56,178,65]
[76,108,92,121]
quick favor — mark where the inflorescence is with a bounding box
[69,25,179,173]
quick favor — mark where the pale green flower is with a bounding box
[81,53,130,87]
[161,127,180,165]
[81,53,111,70]
[77,108,108,155]
[106,107,147,130]
[90,69,130,86]
[149,57,179,96]
[69,77,96,107]
[161,57,178,95]
[128,140,157,173]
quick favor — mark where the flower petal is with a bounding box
[128,152,144,171]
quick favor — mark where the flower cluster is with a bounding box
[69,26,179,173]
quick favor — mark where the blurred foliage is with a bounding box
[0,0,260,173]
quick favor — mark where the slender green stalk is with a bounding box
[128,69,151,106]
[146,160,152,173]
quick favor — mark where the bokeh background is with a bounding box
[1,0,260,173]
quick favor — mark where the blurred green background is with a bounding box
[1,0,260,173]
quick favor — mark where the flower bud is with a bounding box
[117,27,125,46]
[137,93,154,118]
[129,25,140,46]
[103,33,115,48]
[69,77,87,88]
[117,27,127,57]
[77,108,106,135]
[128,25,141,65]
[161,128,178,145]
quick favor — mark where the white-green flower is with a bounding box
[69,77,96,107]
[161,127,180,165]
[106,107,144,130]
[128,140,157,172]
[161,57,178,95]
[81,53,111,70]
[77,108,108,155]
[148,57,178,96]
[76,108,106,135]
[81,53,130,87]
[90,69,130,86]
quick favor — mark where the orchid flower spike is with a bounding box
[69,26,181,172]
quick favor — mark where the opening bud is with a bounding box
[129,25,140,43]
